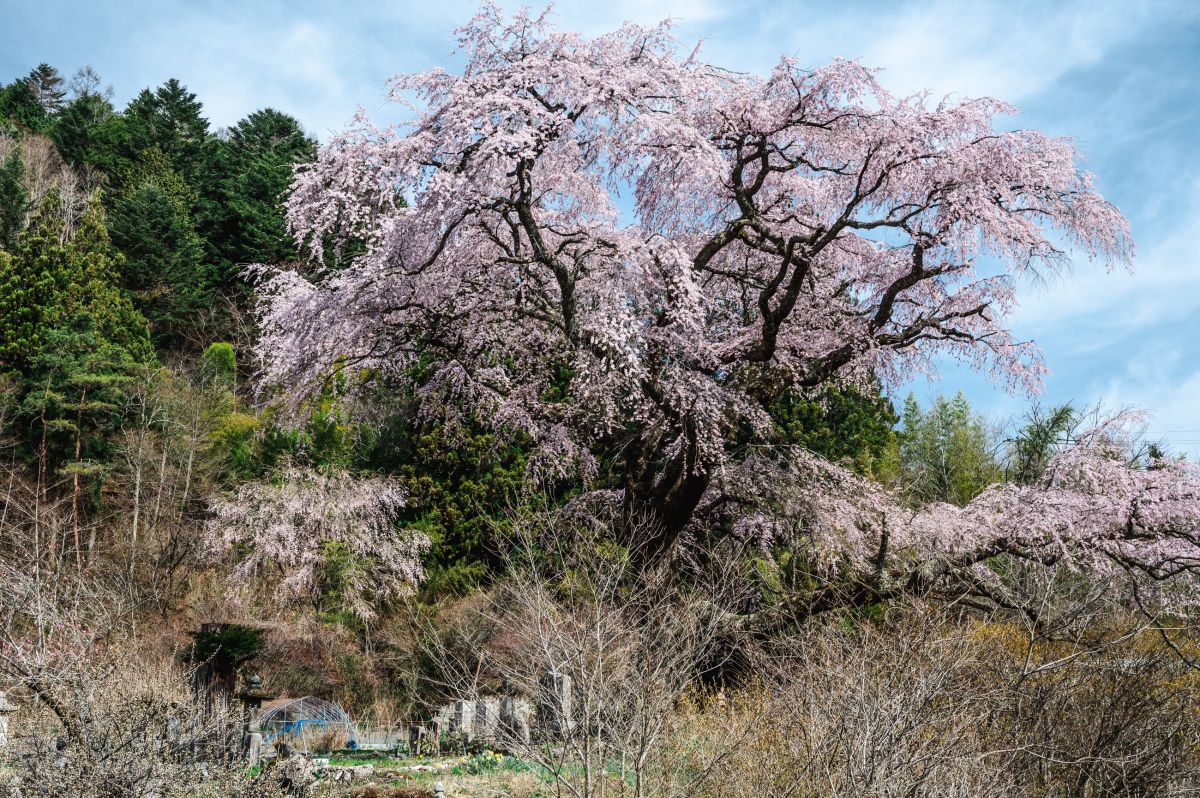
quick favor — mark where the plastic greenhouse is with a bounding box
[258,696,358,751]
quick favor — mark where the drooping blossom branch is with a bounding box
[206,465,428,619]
[716,412,1200,627]
[255,4,1132,558]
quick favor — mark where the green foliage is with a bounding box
[210,410,262,480]
[26,64,66,115]
[371,412,533,595]
[0,193,152,371]
[19,318,140,481]
[0,193,151,511]
[456,751,527,775]
[1006,402,1076,485]
[262,385,363,472]
[68,200,155,361]
[122,79,211,185]
[0,242,57,367]
[0,188,73,368]
[3,64,312,359]
[0,76,48,131]
[106,151,211,342]
[51,92,127,173]
[208,108,316,281]
[0,143,27,249]
[189,624,266,670]
[199,341,237,387]
[899,392,1000,506]
[770,383,899,479]
[205,369,369,487]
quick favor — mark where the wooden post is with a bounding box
[0,691,15,749]
[192,623,237,715]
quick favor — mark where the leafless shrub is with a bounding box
[0,555,133,725]
[0,545,293,796]
[997,616,1200,797]
[0,653,290,798]
[0,132,90,234]
[683,602,1200,798]
[108,363,224,604]
[417,509,749,798]
[687,609,1020,798]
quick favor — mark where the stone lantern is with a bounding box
[236,674,272,765]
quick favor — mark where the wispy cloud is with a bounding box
[1094,353,1200,458]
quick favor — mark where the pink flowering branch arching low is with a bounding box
[731,411,1200,627]
[248,5,1190,594]
[207,465,428,619]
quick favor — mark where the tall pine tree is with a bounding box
[0,76,47,131]
[123,79,212,186]
[208,108,315,281]
[0,191,151,371]
[26,64,66,114]
[51,91,128,174]
[106,151,210,344]
[0,144,27,249]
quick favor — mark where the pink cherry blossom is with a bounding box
[734,410,1200,613]
[207,464,427,619]
[253,6,1167,579]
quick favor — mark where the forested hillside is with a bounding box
[1,15,1199,794]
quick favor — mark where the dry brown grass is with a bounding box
[352,785,435,798]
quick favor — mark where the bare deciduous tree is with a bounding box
[0,653,291,798]
[417,509,751,798]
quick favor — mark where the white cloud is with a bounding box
[1093,358,1200,459]
[833,0,1143,100]
[687,0,1193,103]
[1010,183,1200,358]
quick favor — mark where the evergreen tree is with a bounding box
[389,416,531,595]
[21,316,139,562]
[209,108,316,280]
[26,64,66,114]
[0,192,152,371]
[899,392,999,506]
[106,151,210,344]
[51,92,128,173]
[1006,403,1077,485]
[123,79,212,185]
[0,194,78,369]
[0,76,47,131]
[0,144,27,249]
[69,199,155,362]
[770,383,899,479]
[1,193,151,555]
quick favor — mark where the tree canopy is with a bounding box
[251,7,1200,622]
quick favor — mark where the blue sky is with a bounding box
[3,0,1199,454]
